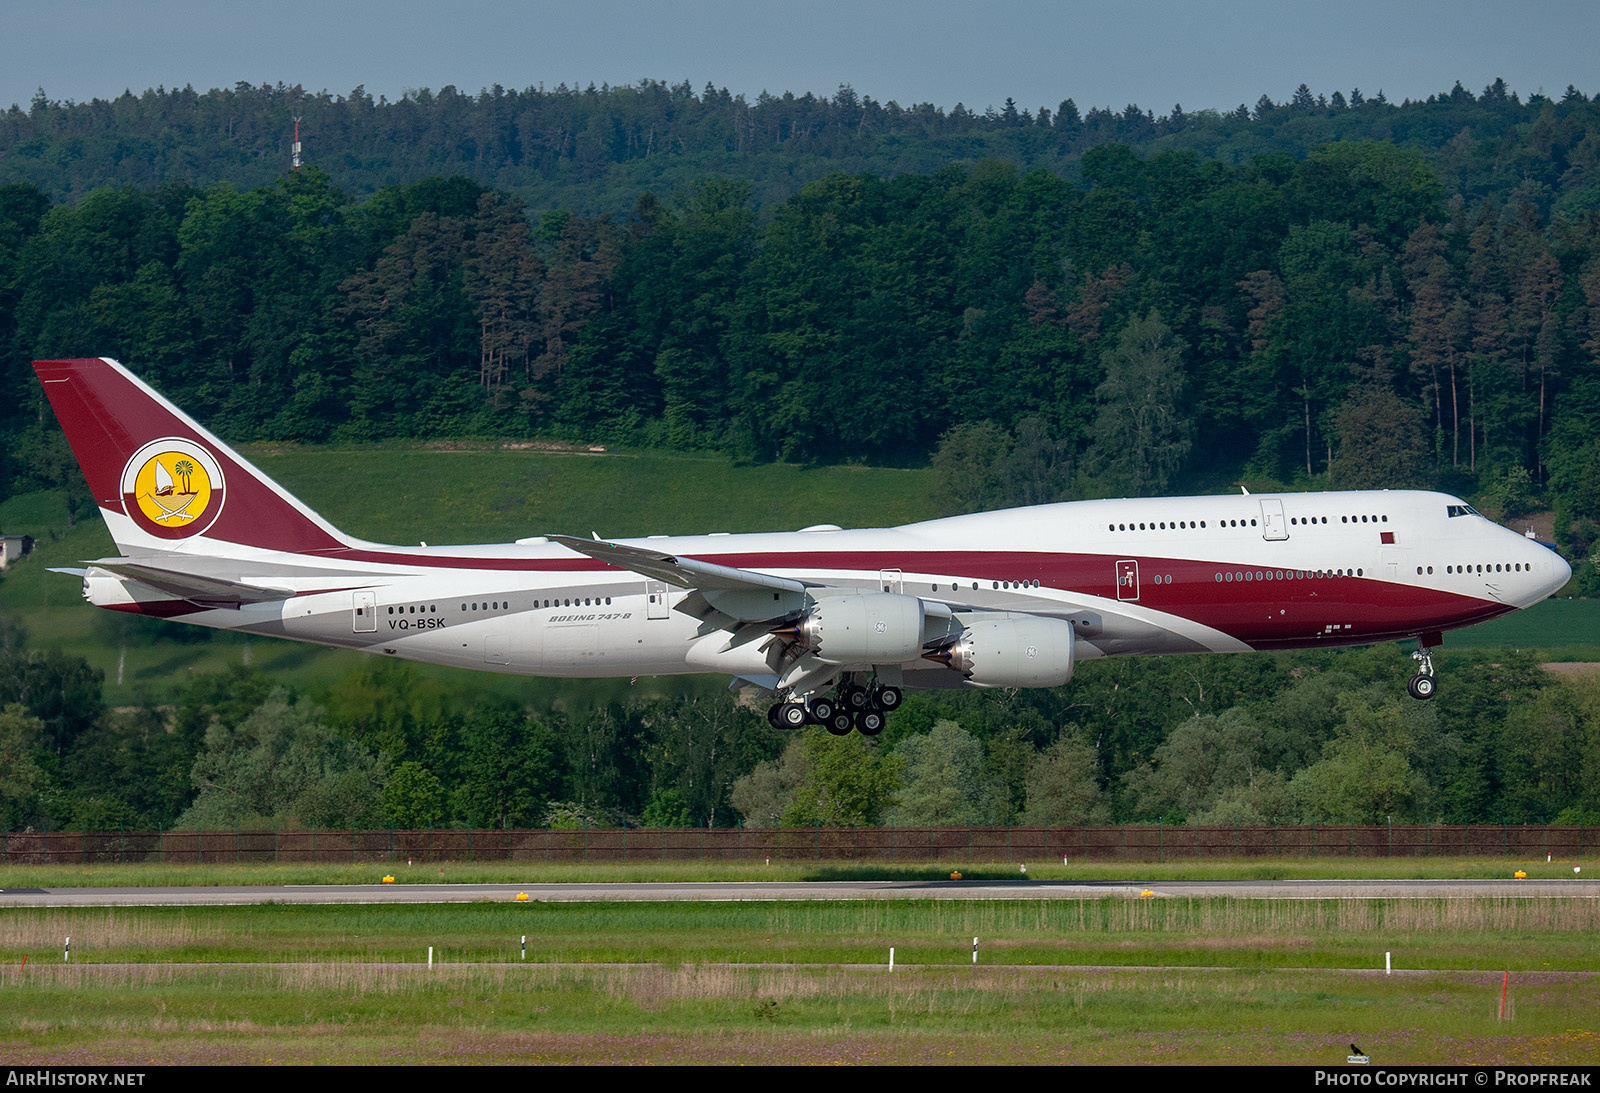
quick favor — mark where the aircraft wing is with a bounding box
[89,559,295,607]
[548,534,809,624]
[549,535,806,593]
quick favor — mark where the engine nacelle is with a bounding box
[929,614,1076,688]
[83,568,141,609]
[782,591,929,664]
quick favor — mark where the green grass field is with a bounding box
[1,897,1593,1064]
[0,857,1594,888]
[1443,597,1600,653]
[5,897,1599,970]
[5,857,1594,1065]
[9,961,1589,1065]
[248,443,938,544]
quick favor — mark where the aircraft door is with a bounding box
[352,591,376,633]
[1115,559,1140,601]
[646,580,671,620]
[1260,499,1288,540]
[880,568,903,594]
[1382,550,1409,583]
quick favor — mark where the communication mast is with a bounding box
[291,115,303,171]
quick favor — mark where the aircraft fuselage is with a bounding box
[85,490,1564,683]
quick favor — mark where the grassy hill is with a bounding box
[245,443,938,543]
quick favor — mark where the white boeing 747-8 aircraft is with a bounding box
[35,358,1570,735]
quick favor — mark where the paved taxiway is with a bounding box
[2,878,1596,907]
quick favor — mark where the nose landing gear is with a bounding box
[1408,645,1437,700]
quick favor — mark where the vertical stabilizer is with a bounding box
[33,358,352,556]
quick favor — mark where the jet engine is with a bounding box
[82,567,139,609]
[775,591,935,664]
[926,614,1076,688]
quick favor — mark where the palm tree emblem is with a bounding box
[137,452,209,525]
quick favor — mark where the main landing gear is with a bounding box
[1408,640,1438,700]
[766,681,903,736]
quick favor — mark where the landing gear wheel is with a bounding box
[809,697,836,723]
[777,702,809,728]
[855,708,886,736]
[840,685,870,711]
[875,685,903,712]
[767,704,782,729]
[825,710,854,736]
[1409,645,1437,701]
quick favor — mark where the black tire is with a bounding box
[779,702,809,728]
[840,685,870,710]
[826,710,854,736]
[809,697,836,722]
[767,704,782,729]
[855,709,885,736]
[876,686,904,711]
[1408,674,1436,700]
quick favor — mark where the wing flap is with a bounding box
[549,534,811,623]
[548,534,806,593]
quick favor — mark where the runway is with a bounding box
[2,878,1597,907]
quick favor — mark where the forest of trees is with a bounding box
[5,77,1599,218]
[3,75,1600,835]
[4,627,1600,834]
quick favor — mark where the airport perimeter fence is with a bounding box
[1,823,1595,865]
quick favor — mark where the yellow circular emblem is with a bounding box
[132,451,214,526]
[120,438,226,539]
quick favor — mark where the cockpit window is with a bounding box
[1446,504,1483,518]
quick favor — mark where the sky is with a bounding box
[5,1,1597,117]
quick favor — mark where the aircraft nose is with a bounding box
[1527,538,1573,598]
[1551,550,1573,593]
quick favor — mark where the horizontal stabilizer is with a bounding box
[90,559,293,606]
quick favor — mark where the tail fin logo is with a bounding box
[121,439,225,539]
